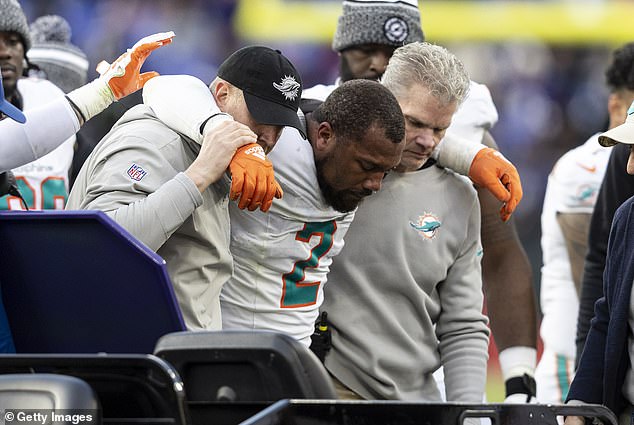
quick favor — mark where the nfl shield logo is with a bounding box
[127,163,147,181]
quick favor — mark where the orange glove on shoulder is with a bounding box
[468,147,523,222]
[229,144,283,212]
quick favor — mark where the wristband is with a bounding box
[498,346,537,381]
[434,132,485,175]
[505,373,536,398]
[66,78,114,122]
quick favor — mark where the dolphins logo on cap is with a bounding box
[273,75,300,101]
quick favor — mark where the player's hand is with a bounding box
[229,144,283,212]
[97,31,175,100]
[468,147,523,222]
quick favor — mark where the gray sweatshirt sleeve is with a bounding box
[69,135,203,251]
[435,195,490,403]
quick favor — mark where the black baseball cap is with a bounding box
[217,46,305,138]
[0,74,26,123]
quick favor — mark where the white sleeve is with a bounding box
[432,132,486,176]
[445,80,498,144]
[143,75,228,143]
[301,83,336,102]
[549,144,608,215]
[0,97,80,172]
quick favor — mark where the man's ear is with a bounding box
[314,121,334,154]
[212,80,231,109]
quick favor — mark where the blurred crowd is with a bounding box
[16,0,619,298]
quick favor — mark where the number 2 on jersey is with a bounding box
[280,221,337,308]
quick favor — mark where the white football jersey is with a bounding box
[221,127,354,345]
[302,83,335,102]
[1,78,74,210]
[539,133,611,356]
[445,81,498,145]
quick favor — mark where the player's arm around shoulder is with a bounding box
[143,75,281,212]
[477,131,530,260]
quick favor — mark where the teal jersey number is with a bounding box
[41,177,68,209]
[280,221,337,308]
[0,176,67,210]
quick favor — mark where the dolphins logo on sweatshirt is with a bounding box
[409,213,441,240]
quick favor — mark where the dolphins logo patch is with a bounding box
[409,213,441,240]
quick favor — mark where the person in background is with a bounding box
[575,46,634,370]
[565,102,634,425]
[26,14,147,188]
[536,42,634,404]
[27,14,88,94]
[0,28,172,173]
[0,0,171,206]
[0,0,75,210]
[26,14,93,187]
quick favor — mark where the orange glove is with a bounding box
[67,31,174,122]
[229,144,283,212]
[97,31,175,100]
[468,148,523,222]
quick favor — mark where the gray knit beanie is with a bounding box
[0,0,31,52]
[27,15,88,93]
[332,0,424,52]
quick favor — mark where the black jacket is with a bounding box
[576,142,634,363]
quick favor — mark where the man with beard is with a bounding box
[144,77,405,345]
[221,79,405,344]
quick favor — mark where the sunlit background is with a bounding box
[16,0,634,400]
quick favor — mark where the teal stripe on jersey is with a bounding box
[556,354,571,400]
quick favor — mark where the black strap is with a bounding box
[505,373,537,400]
